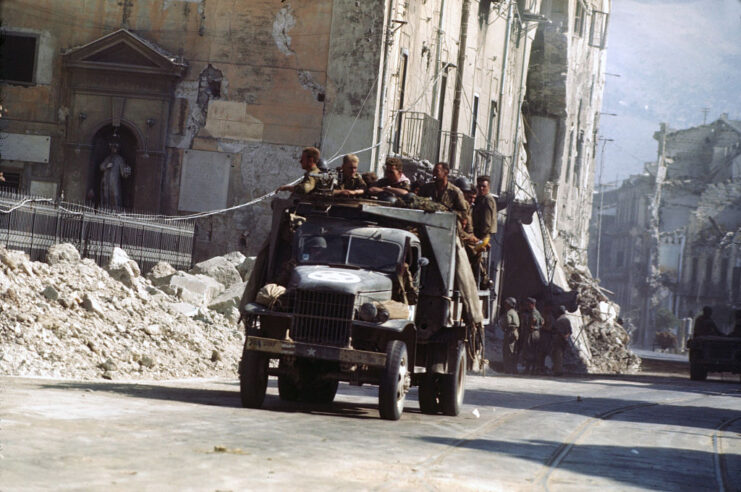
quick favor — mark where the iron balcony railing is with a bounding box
[0,189,194,272]
[390,111,440,163]
[439,131,475,174]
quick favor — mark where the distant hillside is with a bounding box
[598,0,741,183]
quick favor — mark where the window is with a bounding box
[573,1,586,38]
[393,52,409,153]
[616,250,624,268]
[0,171,21,191]
[691,257,698,284]
[720,258,729,286]
[589,10,609,49]
[0,32,38,84]
[705,257,714,283]
[471,95,479,138]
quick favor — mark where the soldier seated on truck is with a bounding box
[368,158,411,196]
[276,146,322,195]
[333,154,367,197]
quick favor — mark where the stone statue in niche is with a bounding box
[99,142,131,208]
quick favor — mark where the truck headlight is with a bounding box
[359,302,377,322]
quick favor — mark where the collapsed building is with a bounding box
[589,115,741,346]
[2,0,636,373]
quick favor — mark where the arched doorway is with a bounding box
[88,124,138,209]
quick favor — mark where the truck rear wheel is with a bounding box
[689,362,707,381]
[379,340,409,420]
[418,373,440,414]
[239,345,268,408]
[440,343,466,416]
[278,375,301,401]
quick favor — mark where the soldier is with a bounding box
[418,162,469,238]
[500,297,520,374]
[730,309,741,338]
[693,306,720,337]
[537,303,555,374]
[333,154,367,197]
[368,157,411,195]
[519,297,544,374]
[277,146,321,194]
[551,305,572,376]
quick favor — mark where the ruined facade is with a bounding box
[1,0,608,272]
[524,0,609,262]
[589,115,741,344]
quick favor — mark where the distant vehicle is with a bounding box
[686,335,741,381]
[238,195,490,420]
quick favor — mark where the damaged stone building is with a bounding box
[590,115,741,345]
[1,0,609,291]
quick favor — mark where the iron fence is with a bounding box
[390,111,440,163]
[0,189,194,272]
[439,131,475,174]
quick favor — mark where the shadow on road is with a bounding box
[37,380,389,420]
[414,436,740,491]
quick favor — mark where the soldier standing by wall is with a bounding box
[500,297,520,374]
[519,297,544,374]
[551,305,572,376]
[537,303,555,374]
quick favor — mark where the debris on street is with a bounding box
[0,243,254,380]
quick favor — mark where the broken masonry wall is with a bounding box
[321,0,385,172]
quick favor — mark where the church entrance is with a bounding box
[88,124,138,209]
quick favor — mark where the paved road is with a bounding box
[1,369,740,491]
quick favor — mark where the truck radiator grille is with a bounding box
[290,290,355,347]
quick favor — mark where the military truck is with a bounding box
[238,195,489,420]
[687,335,741,381]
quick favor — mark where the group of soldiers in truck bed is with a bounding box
[278,146,571,375]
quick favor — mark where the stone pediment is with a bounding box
[63,29,186,76]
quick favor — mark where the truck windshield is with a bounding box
[298,235,401,273]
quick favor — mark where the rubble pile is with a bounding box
[0,243,254,381]
[565,262,641,374]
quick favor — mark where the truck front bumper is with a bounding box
[245,336,387,368]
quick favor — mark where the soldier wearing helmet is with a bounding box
[499,297,520,374]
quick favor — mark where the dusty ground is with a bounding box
[1,353,739,491]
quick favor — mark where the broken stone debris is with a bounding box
[0,243,249,381]
[564,261,641,374]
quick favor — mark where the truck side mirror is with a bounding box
[418,257,430,267]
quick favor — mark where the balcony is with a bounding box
[390,111,440,163]
[439,131,475,174]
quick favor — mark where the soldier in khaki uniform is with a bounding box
[334,153,367,197]
[551,305,572,376]
[500,297,520,374]
[277,146,321,194]
[418,162,469,234]
[519,297,544,374]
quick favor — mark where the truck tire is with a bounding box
[239,345,268,408]
[440,343,466,416]
[418,373,440,414]
[379,340,409,420]
[689,362,707,381]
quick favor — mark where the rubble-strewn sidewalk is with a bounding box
[565,261,641,374]
[0,243,253,380]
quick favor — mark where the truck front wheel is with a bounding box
[379,340,409,420]
[440,343,466,416]
[239,346,269,408]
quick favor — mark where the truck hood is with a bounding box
[288,265,393,295]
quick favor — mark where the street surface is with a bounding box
[1,361,740,491]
